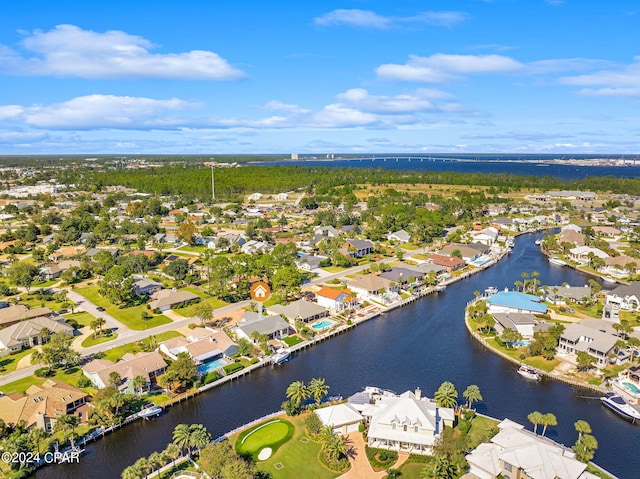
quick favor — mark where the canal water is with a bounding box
[38,233,638,479]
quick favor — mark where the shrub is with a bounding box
[35,367,54,378]
[141,311,151,319]
[77,376,92,388]
[304,412,323,436]
[223,363,244,375]
[365,446,398,470]
[519,353,527,360]
[201,371,221,385]
[319,450,350,473]
[65,319,79,329]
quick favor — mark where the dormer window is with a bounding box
[414,425,419,433]
[392,422,397,430]
[403,425,407,432]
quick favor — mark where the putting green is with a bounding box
[235,418,294,460]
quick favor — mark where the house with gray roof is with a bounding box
[558,323,619,367]
[134,276,163,296]
[149,289,199,311]
[342,239,373,257]
[0,317,74,353]
[544,285,592,304]
[267,299,329,324]
[603,281,640,320]
[387,229,411,243]
[235,313,292,340]
[379,267,425,286]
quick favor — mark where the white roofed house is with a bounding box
[466,419,596,479]
[316,403,364,435]
[492,312,541,340]
[387,229,411,243]
[557,323,620,367]
[569,246,609,264]
[471,226,499,246]
[0,317,74,353]
[360,387,455,455]
[603,282,640,320]
[148,289,199,312]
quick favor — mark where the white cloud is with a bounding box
[2,24,244,80]
[9,94,201,129]
[263,100,311,114]
[0,105,24,120]
[558,57,640,97]
[314,9,467,29]
[335,88,455,113]
[377,53,522,82]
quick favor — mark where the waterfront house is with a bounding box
[559,229,586,246]
[0,379,90,432]
[349,387,455,455]
[466,419,594,479]
[316,403,364,435]
[159,329,237,362]
[148,289,199,312]
[543,285,592,304]
[603,282,640,320]
[315,286,359,313]
[235,313,292,341]
[569,246,609,264]
[426,254,465,272]
[82,351,167,391]
[471,227,499,245]
[487,291,547,315]
[267,299,329,324]
[0,317,74,353]
[592,226,621,237]
[438,243,486,262]
[601,256,640,277]
[492,312,541,340]
[347,274,393,301]
[557,323,619,367]
[379,267,425,288]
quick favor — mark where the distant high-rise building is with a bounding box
[291,153,298,160]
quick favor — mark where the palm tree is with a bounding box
[133,375,147,395]
[573,434,598,462]
[109,371,122,388]
[121,465,142,479]
[540,412,557,437]
[308,377,330,404]
[163,443,181,467]
[133,457,152,478]
[148,451,166,476]
[434,381,458,409]
[53,414,79,443]
[420,455,456,479]
[528,411,543,434]
[322,431,349,462]
[574,420,591,439]
[39,327,51,344]
[462,385,482,409]
[172,423,192,455]
[286,380,310,408]
[189,424,211,454]
[29,427,49,454]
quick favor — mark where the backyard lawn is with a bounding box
[0,366,93,395]
[232,414,340,479]
[282,335,305,347]
[398,461,427,479]
[102,330,184,362]
[75,286,172,330]
[172,296,228,318]
[235,418,294,460]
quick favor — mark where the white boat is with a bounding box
[548,258,567,266]
[601,392,640,422]
[518,365,541,381]
[505,239,515,248]
[435,285,447,292]
[139,405,164,419]
[535,239,542,245]
[272,348,291,365]
[602,276,617,284]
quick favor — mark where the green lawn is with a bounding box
[172,296,228,318]
[177,245,207,253]
[0,366,91,395]
[249,414,340,479]
[398,461,428,479]
[466,415,500,449]
[66,311,96,328]
[282,335,305,347]
[75,286,172,330]
[102,331,183,362]
[0,348,33,375]
[235,418,294,460]
[81,331,119,348]
[323,266,349,273]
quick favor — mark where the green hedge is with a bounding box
[223,363,244,375]
[365,446,398,469]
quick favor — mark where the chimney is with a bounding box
[415,387,421,400]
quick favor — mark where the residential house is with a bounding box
[471,227,499,245]
[341,239,373,258]
[296,254,327,272]
[149,289,199,312]
[487,291,547,315]
[82,351,167,391]
[159,329,237,363]
[601,256,639,277]
[315,286,359,313]
[316,403,364,435]
[349,387,455,455]
[40,259,81,280]
[241,239,272,255]
[387,230,411,243]
[544,285,592,304]
[0,317,74,353]
[347,275,393,301]
[379,267,425,288]
[593,226,621,237]
[569,246,609,263]
[0,305,54,329]
[492,312,545,339]
[559,229,586,246]
[314,225,340,238]
[247,193,263,201]
[267,299,329,324]
[603,282,640,320]
[466,419,595,479]
[0,379,90,432]
[558,323,619,367]
[426,254,466,272]
[235,312,293,340]
[133,276,163,296]
[438,243,488,262]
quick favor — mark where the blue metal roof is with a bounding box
[487,291,547,313]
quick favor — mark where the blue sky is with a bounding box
[0,0,639,155]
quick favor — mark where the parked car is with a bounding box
[96,306,105,312]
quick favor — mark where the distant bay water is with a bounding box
[255,156,640,181]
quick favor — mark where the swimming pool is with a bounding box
[623,382,640,395]
[311,320,334,330]
[513,340,532,347]
[197,358,227,374]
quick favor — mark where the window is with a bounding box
[403,425,407,432]
[414,425,419,433]
[392,423,396,430]
[504,462,513,472]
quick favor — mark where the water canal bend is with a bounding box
[37,232,639,479]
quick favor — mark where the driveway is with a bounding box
[337,432,386,479]
[66,290,135,339]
